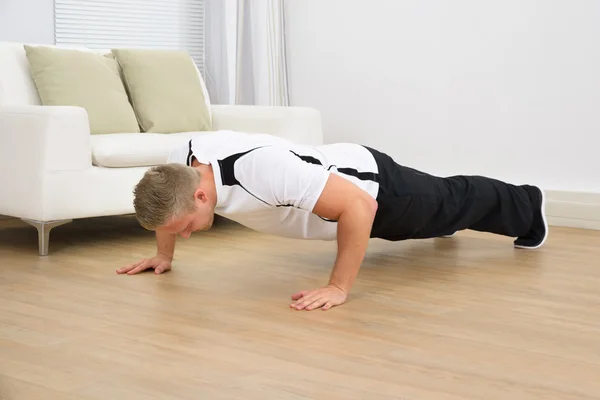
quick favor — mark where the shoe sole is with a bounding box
[514,187,548,250]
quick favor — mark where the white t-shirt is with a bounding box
[167,130,380,240]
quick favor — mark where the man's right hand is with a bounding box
[116,254,172,275]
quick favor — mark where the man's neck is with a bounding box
[192,161,218,204]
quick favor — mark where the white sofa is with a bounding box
[0,41,324,255]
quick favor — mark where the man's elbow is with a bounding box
[368,196,378,215]
[354,195,378,220]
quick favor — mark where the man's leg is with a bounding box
[432,175,548,249]
[365,146,548,248]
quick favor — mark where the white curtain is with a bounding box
[204,0,231,104]
[204,0,289,106]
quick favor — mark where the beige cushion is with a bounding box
[23,45,140,134]
[111,48,212,134]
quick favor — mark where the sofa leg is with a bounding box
[21,219,72,256]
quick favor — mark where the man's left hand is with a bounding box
[290,285,348,311]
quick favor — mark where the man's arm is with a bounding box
[156,229,177,261]
[238,146,378,310]
[117,141,183,276]
[312,173,378,293]
[289,172,378,310]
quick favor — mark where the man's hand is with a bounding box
[117,230,176,275]
[116,254,172,275]
[290,284,348,311]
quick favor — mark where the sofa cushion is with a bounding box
[91,131,214,168]
[24,45,141,135]
[111,48,212,134]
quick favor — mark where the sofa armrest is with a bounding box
[0,105,92,171]
[0,105,92,218]
[210,105,324,146]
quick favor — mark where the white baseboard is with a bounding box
[546,190,600,230]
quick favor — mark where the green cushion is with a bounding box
[111,48,212,133]
[24,45,140,134]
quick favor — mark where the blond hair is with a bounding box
[133,163,201,230]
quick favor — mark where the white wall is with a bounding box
[285,0,600,194]
[0,0,54,44]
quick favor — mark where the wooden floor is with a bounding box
[0,216,599,400]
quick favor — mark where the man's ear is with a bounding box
[194,188,208,203]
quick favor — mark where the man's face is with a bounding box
[159,192,215,238]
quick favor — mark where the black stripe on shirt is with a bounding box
[217,147,272,206]
[289,150,323,166]
[186,140,194,166]
[336,167,379,183]
[289,150,379,183]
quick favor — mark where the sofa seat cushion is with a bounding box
[91,131,213,168]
